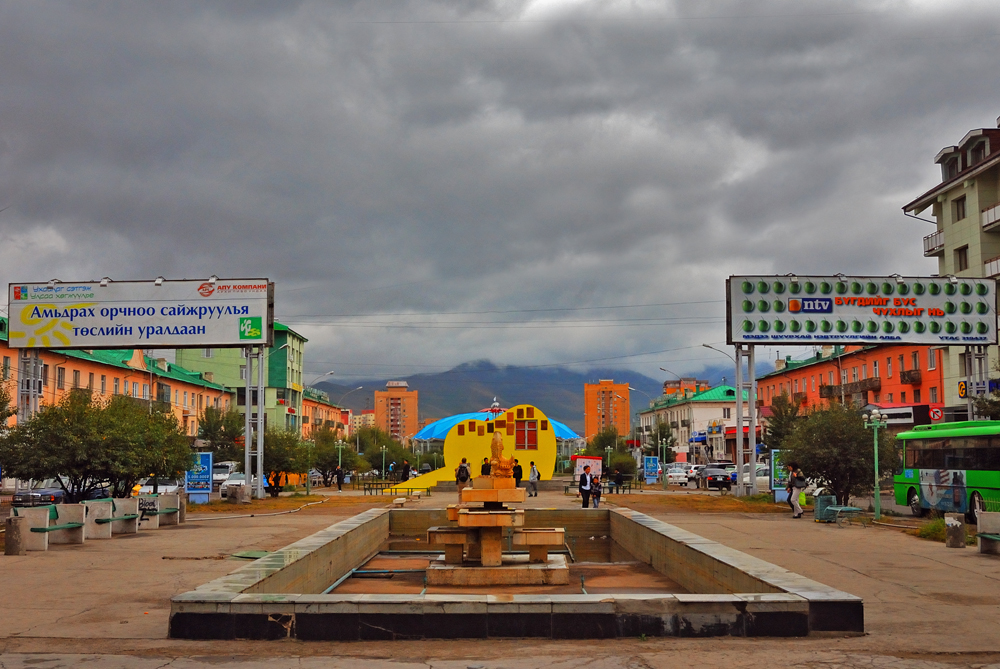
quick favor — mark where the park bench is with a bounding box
[563,482,631,496]
[977,512,1000,555]
[138,493,181,529]
[83,498,141,538]
[825,505,868,528]
[12,504,85,551]
[393,498,407,508]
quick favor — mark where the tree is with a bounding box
[100,395,190,497]
[586,426,626,455]
[782,404,897,505]
[764,392,802,453]
[198,406,245,463]
[312,427,359,486]
[0,383,16,429]
[260,429,305,497]
[652,422,676,464]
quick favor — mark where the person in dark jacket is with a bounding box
[481,457,491,476]
[512,460,523,487]
[579,466,593,508]
[335,466,345,492]
[612,468,623,494]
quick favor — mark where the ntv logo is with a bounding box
[788,298,832,314]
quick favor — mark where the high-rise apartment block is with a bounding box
[583,379,630,441]
[374,381,419,441]
[903,117,1000,417]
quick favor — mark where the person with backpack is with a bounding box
[455,458,471,499]
[527,461,540,497]
[786,461,807,518]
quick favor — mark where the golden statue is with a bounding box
[489,430,515,478]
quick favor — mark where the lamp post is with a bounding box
[308,370,336,386]
[605,445,613,473]
[703,343,752,495]
[336,440,347,467]
[380,445,387,481]
[863,408,887,520]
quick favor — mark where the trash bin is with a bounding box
[815,495,837,522]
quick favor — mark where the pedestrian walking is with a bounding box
[612,468,623,494]
[401,459,411,482]
[481,457,491,476]
[579,465,593,508]
[527,461,540,497]
[591,476,602,508]
[512,459,523,487]
[786,461,807,518]
[455,458,471,500]
[335,466,344,492]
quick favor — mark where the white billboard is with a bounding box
[727,275,997,346]
[7,279,273,349]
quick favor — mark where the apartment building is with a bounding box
[637,386,754,464]
[1,317,232,436]
[374,381,419,441]
[302,387,351,439]
[903,117,1000,417]
[583,379,630,442]
[352,409,376,433]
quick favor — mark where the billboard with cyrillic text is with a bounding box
[727,275,997,345]
[7,279,273,349]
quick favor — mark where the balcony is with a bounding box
[983,203,1000,232]
[923,230,944,256]
[986,256,1000,278]
[819,377,881,399]
[900,369,922,385]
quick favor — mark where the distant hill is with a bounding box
[315,360,666,435]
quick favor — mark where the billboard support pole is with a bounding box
[732,344,757,497]
[244,346,253,495]
[17,349,41,423]
[966,345,988,421]
[748,345,758,496]
[256,346,266,499]
[733,345,743,496]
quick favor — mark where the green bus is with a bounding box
[894,421,1000,523]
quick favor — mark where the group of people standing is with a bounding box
[454,457,540,497]
[577,466,622,508]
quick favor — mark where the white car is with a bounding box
[666,469,688,485]
[138,477,182,495]
[219,472,263,497]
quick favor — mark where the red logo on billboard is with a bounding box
[198,283,215,297]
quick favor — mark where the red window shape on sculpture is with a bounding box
[515,420,537,450]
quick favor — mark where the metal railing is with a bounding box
[983,202,1000,230]
[986,256,1000,278]
[923,230,944,255]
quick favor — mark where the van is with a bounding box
[213,461,238,491]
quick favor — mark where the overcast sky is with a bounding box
[1,0,997,383]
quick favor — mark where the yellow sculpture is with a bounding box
[489,430,515,478]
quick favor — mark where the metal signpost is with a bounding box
[727,275,999,496]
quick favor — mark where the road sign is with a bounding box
[958,381,968,399]
[929,407,944,421]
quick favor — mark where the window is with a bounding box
[886,393,893,402]
[971,143,985,165]
[72,369,80,388]
[874,394,880,402]
[57,367,65,390]
[794,379,799,393]
[945,157,959,180]
[184,391,188,407]
[132,382,138,397]
[88,372,94,390]
[42,364,49,387]
[928,349,937,370]
[954,196,967,222]
[914,389,921,403]
[852,367,858,383]
[124,380,130,396]
[142,384,149,400]
[898,355,905,373]
[862,364,867,380]
[1,356,9,380]
[930,387,938,403]
[956,245,969,272]
[912,352,920,370]
[900,391,907,403]
[240,365,247,381]
[828,371,834,385]
[811,376,816,392]
[515,420,538,449]
[114,378,120,394]
[873,360,880,378]
[203,348,213,358]
[841,369,848,384]
[100,375,106,394]
[887,358,892,378]
[723,407,731,419]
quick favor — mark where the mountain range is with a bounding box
[314,360,747,435]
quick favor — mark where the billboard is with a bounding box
[727,276,997,346]
[7,278,273,349]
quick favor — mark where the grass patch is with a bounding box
[613,492,789,515]
[906,517,977,545]
[188,494,385,515]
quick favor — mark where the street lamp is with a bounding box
[703,343,747,493]
[335,440,348,467]
[605,445,614,473]
[308,370,336,386]
[863,408,887,520]
[380,444,388,481]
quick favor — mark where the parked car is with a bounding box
[686,465,706,483]
[220,472,265,498]
[666,469,688,485]
[420,463,433,474]
[213,461,238,491]
[11,478,110,507]
[740,464,771,491]
[701,468,732,491]
[138,477,182,495]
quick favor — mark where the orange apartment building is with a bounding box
[374,381,419,442]
[759,344,945,424]
[583,379,630,442]
[302,386,352,440]
[1,317,233,436]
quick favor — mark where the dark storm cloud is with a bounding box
[1,0,997,379]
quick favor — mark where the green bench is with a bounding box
[138,493,182,528]
[976,532,1000,541]
[11,504,86,550]
[826,505,868,527]
[88,498,140,524]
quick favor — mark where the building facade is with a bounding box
[583,379,630,442]
[301,387,352,439]
[352,409,376,433]
[637,386,751,464]
[374,381,419,441]
[903,118,1000,417]
[1,317,232,437]
[176,321,308,433]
